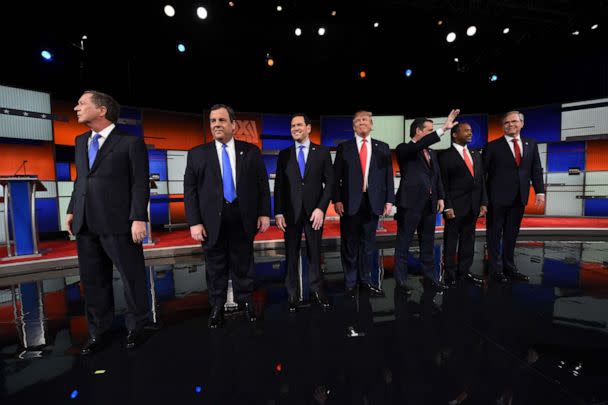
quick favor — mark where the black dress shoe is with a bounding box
[345,286,357,297]
[424,278,448,291]
[494,273,509,284]
[462,272,484,285]
[396,283,412,296]
[288,295,300,313]
[361,283,385,296]
[80,334,109,355]
[208,306,224,329]
[505,270,529,282]
[443,276,457,287]
[312,291,331,311]
[126,329,144,350]
[241,301,257,322]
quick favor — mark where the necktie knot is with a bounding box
[93,133,101,141]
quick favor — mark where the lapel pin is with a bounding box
[374,143,378,147]
[312,147,316,151]
[240,151,244,155]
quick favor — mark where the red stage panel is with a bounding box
[169,194,186,224]
[0,143,56,180]
[391,151,399,175]
[525,186,546,215]
[43,290,67,318]
[488,114,504,142]
[143,110,204,150]
[586,140,608,171]
[52,100,87,146]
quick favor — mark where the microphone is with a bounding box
[13,160,28,176]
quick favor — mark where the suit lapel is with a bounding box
[235,140,244,186]
[303,143,317,179]
[521,137,529,161]
[451,146,469,176]
[288,145,301,179]
[499,136,517,167]
[369,140,379,175]
[89,128,124,173]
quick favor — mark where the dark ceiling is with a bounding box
[2,0,607,117]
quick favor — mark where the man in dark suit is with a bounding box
[184,104,271,328]
[66,90,150,354]
[484,111,545,283]
[274,113,335,312]
[333,111,394,296]
[393,110,460,294]
[438,122,487,286]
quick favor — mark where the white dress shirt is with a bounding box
[452,142,472,163]
[215,138,237,190]
[88,123,115,150]
[295,138,311,163]
[355,134,372,191]
[504,134,523,159]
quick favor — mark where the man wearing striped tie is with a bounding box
[438,122,487,286]
[184,104,271,328]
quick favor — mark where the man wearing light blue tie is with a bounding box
[184,104,271,328]
[274,114,335,312]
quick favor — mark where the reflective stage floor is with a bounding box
[1,239,607,404]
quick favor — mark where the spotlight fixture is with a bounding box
[572,30,580,35]
[82,35,87,40]
[164,5,175,17]
[437,20,443,26]
[266,53,275,67]
[228,1,235,7]
[373,22,379,28]
[331,10,337,16]
[454,57,459,62]
[359,71,367,79]
[197,6,208,19]
[466,26,477,36]
[177,43,186,53]
[591,24,598,30]
[503,27,510,34]
[295,27,302,36]
[318,27,326,36]
[489,73,498,82]
[41,50,53,61]
[277,5,282,11]
[405,68,413,77]
[446,32,456,43]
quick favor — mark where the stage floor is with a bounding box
[1,238,607,404]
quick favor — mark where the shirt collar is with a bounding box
[215,137,235,150]
[295,138,311,149]
[452,143,468,153]
[355,134,372,144]
[91,123,115,139]
[504,134,521,141]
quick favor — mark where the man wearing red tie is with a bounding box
[483,111,545,283]
[333,111,395,296]
[438,122,487,286]
[393,110,460,294]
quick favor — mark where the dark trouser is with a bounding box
[340,194,379,289]
[394,198,437,284]
[284,210,324,297]
[486,202,525,276]
[443,210,477,278]
[204,199,254,308]
[76,226,150,336]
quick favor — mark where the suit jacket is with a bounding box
[483,136,544,206]
[395,132,445,211]
[274,142,335,224]
[67,128,149,235]
[183,140,271,247]
[333,138,395,216]
[438,145,488,217]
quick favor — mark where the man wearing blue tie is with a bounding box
[184,104,271,328]
[274,114,335,312]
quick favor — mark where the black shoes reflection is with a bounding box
[208,306,225,329]
[80,334,110,355]
[312,290,331,311]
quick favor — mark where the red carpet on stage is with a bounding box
[1,217,607,266]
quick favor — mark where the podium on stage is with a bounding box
[1,176,47,259]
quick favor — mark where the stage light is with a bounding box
[466,26,477,36]
[82,35,87,40]
[295,27,302,36]
[177,43,186,53]
[373,22,379,28]
[70,390,79,399]
[572,30,580,35]
[275,363,283,372]
[446,32,456,43]
[197,7,208,19]
[164,5,175,17]
[359,71,366,79]
[591,24,598,30]
[454,57,459,62]
[318,27,326,36]
[266,54,275,67]
[503,27,510,34]
[405,69,413,77]
[41,50,53,61]
[228,1,235,7]
[331,10,337,16]
[437,20,443,26]
[276,5,282,11]
[489,73,498,82]
[195,386,202,393]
